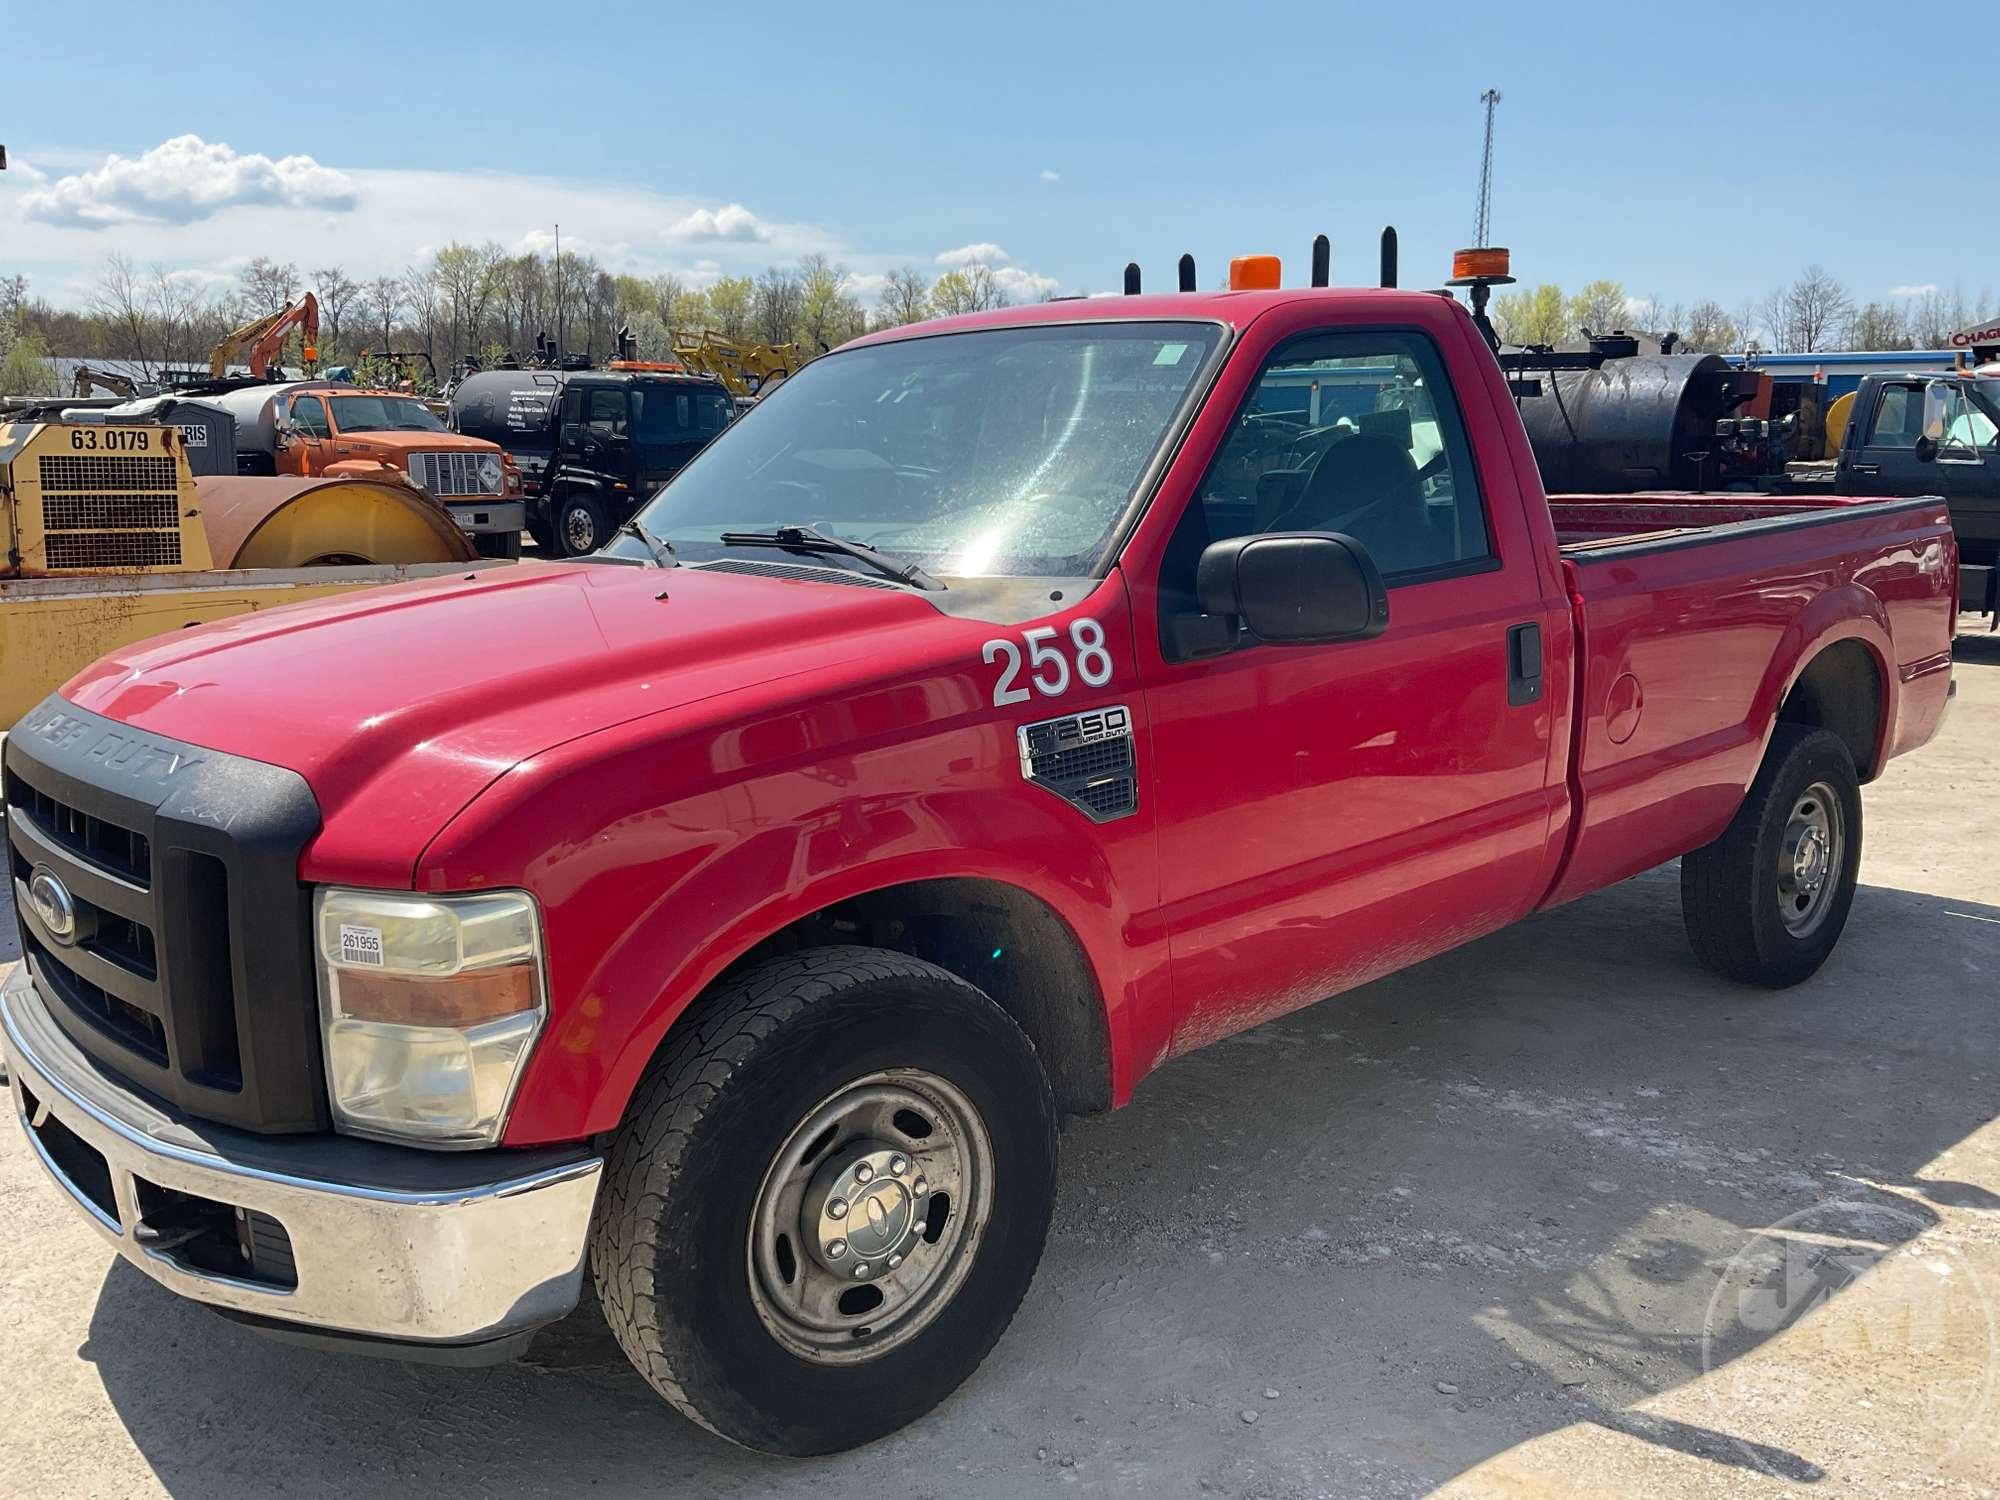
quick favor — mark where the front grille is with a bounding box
[39,454,178,491]
[43,530,183,570]
[408,450,495,498]
[3,765,151,883]
[35,454,183,570]
[6,698,326,1132]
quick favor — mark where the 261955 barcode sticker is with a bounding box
[338,923,385,967]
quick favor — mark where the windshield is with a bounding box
[329,395,447,433]
[628,321,1221,577]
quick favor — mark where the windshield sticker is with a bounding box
[1153,343,1189,366]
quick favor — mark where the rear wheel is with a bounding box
[591,947,1057,1455]
[473,530,522,559]
[553,491,609,556]
[1681,724,1862,986]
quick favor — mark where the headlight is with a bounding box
[477,453,504,492]
[314,888,547,1148]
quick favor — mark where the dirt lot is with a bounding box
[3,639,1997,1499]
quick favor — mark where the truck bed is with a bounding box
[1540,490,1957,907]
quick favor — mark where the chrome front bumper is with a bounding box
[1,964,601,1351]
[444,499,527,535]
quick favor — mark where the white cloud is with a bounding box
[666,203,770,243]
[1039,169,1060,182]
[1891,283,1938,298]
[937,242,1011,267]
[845,271,891,303]
[20,134,356,228]
[993,265,1061,302]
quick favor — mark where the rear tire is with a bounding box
[1681,724,1862,987]
[591,947,1058,1455]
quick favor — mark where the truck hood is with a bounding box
[61,561,943,884]
[333,430,500,455]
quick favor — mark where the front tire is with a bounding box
[1681,724,1862,987]
[591,947,1058,1455]
[553,490,609,556]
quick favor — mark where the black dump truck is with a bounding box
[450,362,735,555]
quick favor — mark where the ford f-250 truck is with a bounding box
[2,279,1955,1455]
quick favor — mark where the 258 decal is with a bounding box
[982,618,1114,706]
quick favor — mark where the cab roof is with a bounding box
[846,286,1462,348]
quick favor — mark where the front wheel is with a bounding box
[1681,724,1863,986]
[591,947,1057,1454]
[553,491,610,556]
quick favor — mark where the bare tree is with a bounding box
[312,265,362,358]
[1847,301,1911,351]
[877,267,933,328]
[146,266,216,369]
[754,266,806,346]
[1764,266,1853,353]
[239,257,302,316]
[90,254,154,376]
[363,275,404,350]
[1680,301,1742,354]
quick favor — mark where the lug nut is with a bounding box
[827,1238,847,1259]
[889,1154,909,1175]
[855,1163,874,1183]
[912,1178,928,1197]
[888,1254,903,1269]
[827,1197,849,1219]
[852,1262,870,1278]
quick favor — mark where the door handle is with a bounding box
[1506,622,1543,707]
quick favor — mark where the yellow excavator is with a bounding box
[71,366,140,400]
[0,416,504,723]
[211,292,320,379]
[669,330,802,400]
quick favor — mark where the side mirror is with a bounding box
[1196,531,1389,645]
[1915,380,1948,463]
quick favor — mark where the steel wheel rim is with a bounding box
[564,506,596,552]
[747,1069,993,1365]
[1777,779,1843,938]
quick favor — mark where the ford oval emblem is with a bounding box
[27,867,77,945]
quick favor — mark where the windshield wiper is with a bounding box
[617,517,677,567]
[718,524,944,591]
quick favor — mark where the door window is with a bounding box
[290,395,330,437]
[1163,330,1492,626]
[586,388,629,439]
[1865,385,1923,448]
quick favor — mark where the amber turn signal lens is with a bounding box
[1229,255,1282,291]
[1450,247,1511,280]
[336,965,537,1026]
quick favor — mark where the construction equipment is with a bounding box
[70,365,139,400]
[0,417,494,722]
[669,330,802,400]
[210,292,320,380]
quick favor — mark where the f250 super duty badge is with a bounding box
[1016,704,1137,822]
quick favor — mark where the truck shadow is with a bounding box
[79,869,2000,1497]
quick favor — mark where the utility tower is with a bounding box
[1474,89,1501,247]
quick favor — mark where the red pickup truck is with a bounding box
[3,282,1955,1455]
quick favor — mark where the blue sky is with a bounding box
[3,0,1993,317]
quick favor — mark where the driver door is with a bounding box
[285,393,332,476]
[1138,321,1565,1047]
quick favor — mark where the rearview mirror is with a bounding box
[1915,379,1949,462]
[1196,531,1389,645]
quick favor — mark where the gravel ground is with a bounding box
[2,636,1997,1498]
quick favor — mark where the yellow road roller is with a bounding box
[1,419,506,724]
